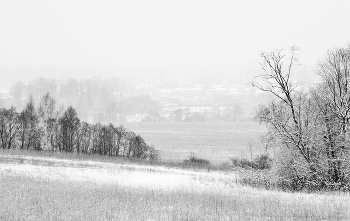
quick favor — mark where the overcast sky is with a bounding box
[0,0,350,81]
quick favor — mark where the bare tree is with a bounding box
[312,46,350,187]
[0,107,22,149]
[254,46,350,190]
[38,93,58,150]
[77,122,92,154]
[59,106,80,153]
[253,47,328,190]
[19,96,40,150]
[115,125,126,156]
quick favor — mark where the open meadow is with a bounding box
[0,153,350,221]
[122,122,267,164]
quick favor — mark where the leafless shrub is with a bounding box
[183,153,211,169]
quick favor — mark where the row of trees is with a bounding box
[254,46,350,191]
[0,93,160,160]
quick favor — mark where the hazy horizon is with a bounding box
[1,0,350,84]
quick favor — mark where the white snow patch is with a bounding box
[0,155,237,192]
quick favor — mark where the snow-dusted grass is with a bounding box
[0,154,350,220]
[0,148,217,171]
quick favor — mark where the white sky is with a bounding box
[0,0,350,76]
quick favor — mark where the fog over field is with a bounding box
[123,122,267,164]
[1,0,345,125]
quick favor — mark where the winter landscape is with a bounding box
[1,0,350,220]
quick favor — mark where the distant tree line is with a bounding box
[254,45,350,191]
[3,77,256,123]
[142,104,246,123]
[165,104,245,122]
[0,93,160,160]
[6,77,160,123]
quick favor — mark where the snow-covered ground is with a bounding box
[1,154,350,221]
[0,155,237,192]
[2,154,349,202]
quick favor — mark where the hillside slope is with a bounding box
[0,154,350,220]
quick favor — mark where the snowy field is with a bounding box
[1,154,350,220]
[0,155,236,191]
[123,122,267,164]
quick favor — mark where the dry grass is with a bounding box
[0,149,218,172]
[0,153,350,220]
